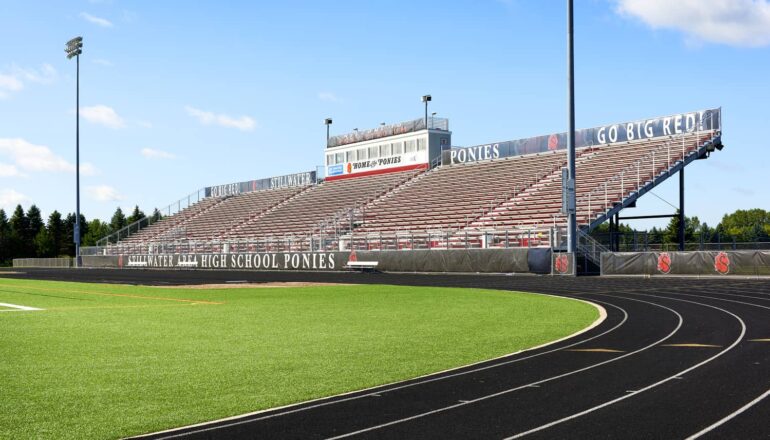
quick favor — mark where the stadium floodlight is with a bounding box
[324,118,332,145]
[65,36,83,268]
[421,95,432,128]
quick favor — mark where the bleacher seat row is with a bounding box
[119,130,716,249]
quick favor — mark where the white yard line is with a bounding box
[0,302,43,312]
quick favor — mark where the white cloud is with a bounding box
[93,58,114,67]
[11,63,57,85]
[0,163,25,178]
[80,105,125,129]
[614,0,770,47]
[80,12,113,27]
[0,64,56,99]
[0,138,97,176]
[87,185,123,202]
[318,92,342,103]
[0,189,28,210]
[184,106,256,131]
[140,148,175,160]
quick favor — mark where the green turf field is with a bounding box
[0,277,598,439]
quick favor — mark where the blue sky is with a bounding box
[1,0,769,230]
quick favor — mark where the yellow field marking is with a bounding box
[0,283,224,305]
[661,343,721,348]
[567,348,625,353]
[749,339,770,342]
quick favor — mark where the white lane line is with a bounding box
[686,388,770,439]
[0,302,42,312]
[147,296,626,440]
[323,296,683,440]
[661,291,770,439]
[504,293,746,440]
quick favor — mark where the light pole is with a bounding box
[566,1,577,254]
[421,94,431,128]
[324,118,332,146]
[431,112,437,128]
[66,36,83,267]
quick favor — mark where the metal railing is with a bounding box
[96,187,209,247]
[80,227,553,256]
[13,258,73,268]
[327,117,449,148]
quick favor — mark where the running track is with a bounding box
[3,269,769,439]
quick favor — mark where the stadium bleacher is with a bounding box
[102,110,721,254]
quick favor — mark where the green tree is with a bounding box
[9,205,29,257]
[34,228,54,258]
[663,210,700,245]
[110,207,127,232]
[151,208,162,223]
[719,209,770,242]
[126,205,145,225]
[44,211,66,256]
[82,219,112,247]
[26,205,44,247]
[0,209,10,265]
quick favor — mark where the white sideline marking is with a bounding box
[0,302,43,312]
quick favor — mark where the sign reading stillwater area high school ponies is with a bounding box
[443,108,721,165]
[205,171,316,198]
[123,252,343,270]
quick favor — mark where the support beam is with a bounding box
[679,168,685,251]
[618,214,677,220]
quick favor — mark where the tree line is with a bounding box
[0,205,161,265]
[591,208,770,246]
[0,203,767,265]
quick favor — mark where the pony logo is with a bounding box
[657,252,671,274]
[554,254,569,274]
[346,163,352,174]
[548,134,559,151]
[714,251,730,275]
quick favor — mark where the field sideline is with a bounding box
[0,278,598,439]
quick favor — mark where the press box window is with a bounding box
[368,146,379,158]
[326,155,334,166]
[392,142,403,155]
[404,140,416,153]
[346,151,355,162]
[380,144,391,156]
[357,149,368,160]
[335,152,344,164]
[417,138,426,151]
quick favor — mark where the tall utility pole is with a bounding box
[566,1,577,254]
[422,95,431,128]
[66,36,83,267]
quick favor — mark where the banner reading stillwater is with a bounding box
[121,252,345,271]
[205,171,316,198]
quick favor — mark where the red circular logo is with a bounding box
[346,163,352,174]
[714,252,730,275]
[554,254,569,274]
[657,252,671,274]
[548,134,559,150]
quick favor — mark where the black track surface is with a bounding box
[3,268,769,439]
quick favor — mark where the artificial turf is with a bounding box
[0,278,598,439]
